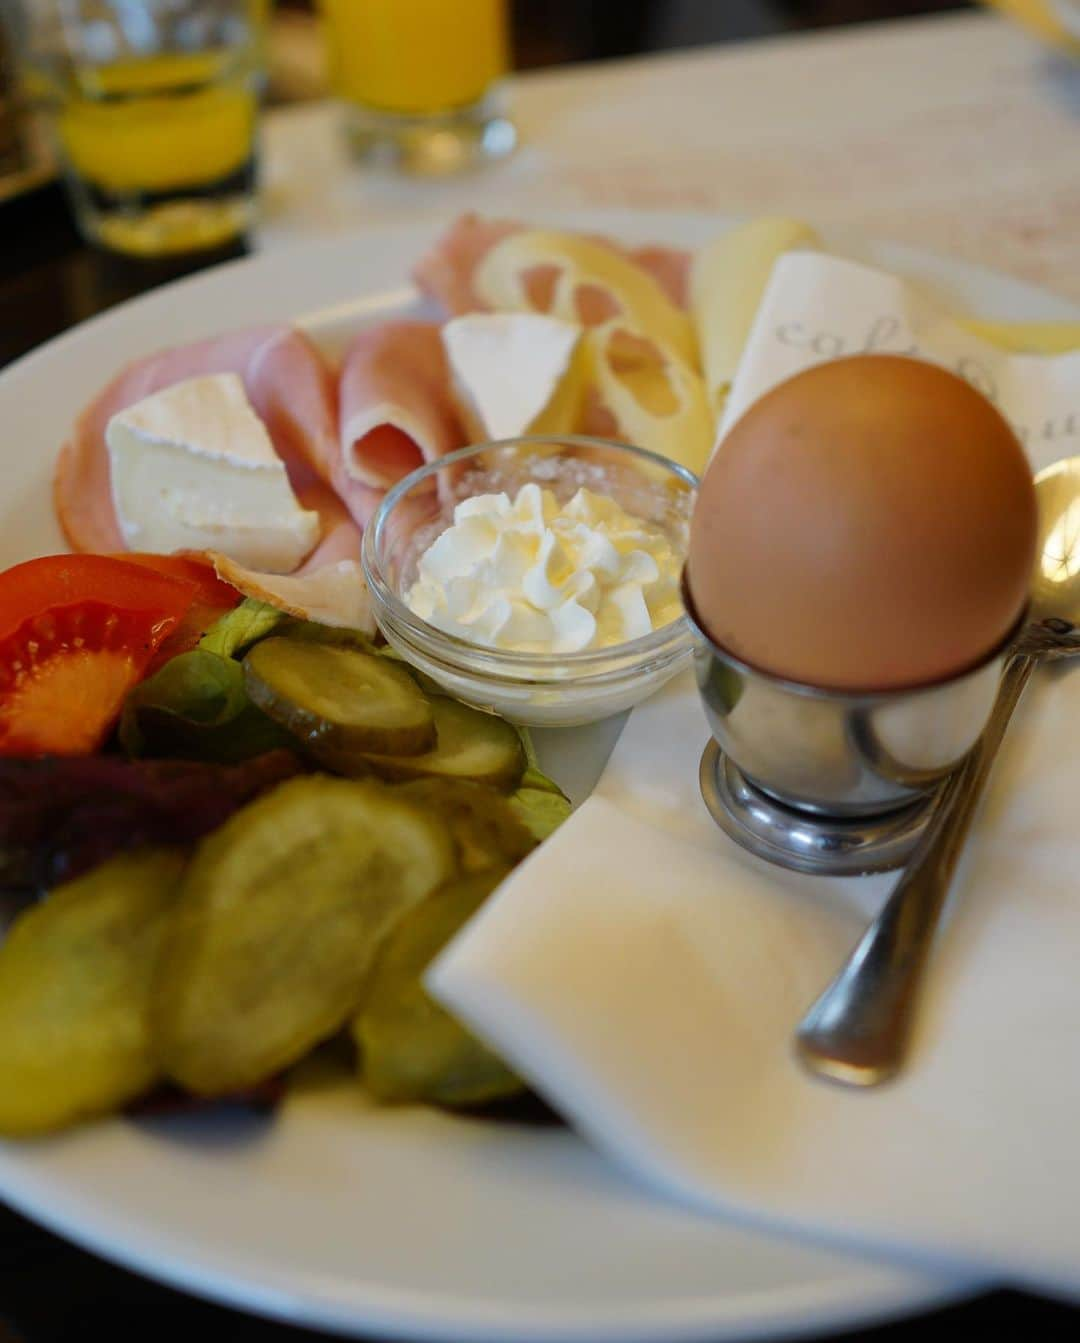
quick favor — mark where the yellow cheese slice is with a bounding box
[690,217,820,416]
[958,319,1080,355]
[474,230,698,369]
[581,324,713,476]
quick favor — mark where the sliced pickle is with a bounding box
[277,619,378,651]
[243,638,435,757]
[154,776,455,1096]
[324,697,525,790]
[0,849,187,1136]
[394,778,537,873]
[354,868,523,1107]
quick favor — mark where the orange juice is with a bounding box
[320,0,508,113]
[43,47,260,256]
[57,51,256,195]
[12,1,264,256]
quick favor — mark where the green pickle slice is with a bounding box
[394,778,537,872]
[154,776,455,1096]
[354,868,523,1107]
[0,848,187,1136]
[328,696,526,790]
[243,638,435,756]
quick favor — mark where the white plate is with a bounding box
[1,210,1076,1343]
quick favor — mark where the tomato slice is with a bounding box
[116,554,240,611]
[0,555,195,757]
[116,554,242,668]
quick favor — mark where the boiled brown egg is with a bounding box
[687,355,1037,691]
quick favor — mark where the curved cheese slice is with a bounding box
[414,213,691,314]
[442,313,585,441]
[474,231,698,369]
[580,325,713,476]
[957,319,1080,354]
[690,218,820,416]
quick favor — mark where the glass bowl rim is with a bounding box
[362,434,699,674]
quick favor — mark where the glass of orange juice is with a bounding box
[3,0,266,257]
[318,0,515,175]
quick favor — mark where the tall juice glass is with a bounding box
[319,0,515,174]
[3,0,265,257]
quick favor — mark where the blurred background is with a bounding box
[6,0,1075,365]
[266,2,973,103]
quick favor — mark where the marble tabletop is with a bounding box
[259,9,1080,303]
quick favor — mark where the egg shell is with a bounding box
[687,355,1037,691]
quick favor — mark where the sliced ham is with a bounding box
[292,478,365,571]
[413,213,692,315]
[209,555,374,632]
[629,245,691,310]
[55,325,344,557]
[413,215,521,317]
[339,320,465,490]
[54,324,376,634]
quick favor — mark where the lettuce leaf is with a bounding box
[507,728,572,839]
[509,781,572,842]
[198,599,285,659]
[120,649,293,763]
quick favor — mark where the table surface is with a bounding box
[2,7,1079,1341]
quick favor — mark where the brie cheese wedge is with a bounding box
[106,373,321,573]
[442,313,585,441]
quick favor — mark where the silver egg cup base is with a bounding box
[682,573,1013,880]
[698,739,942,877]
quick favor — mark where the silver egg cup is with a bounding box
[682,575,1014,876]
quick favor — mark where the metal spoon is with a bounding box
[795,454,1080,1087]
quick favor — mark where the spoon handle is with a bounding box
[794,649,1036,1087]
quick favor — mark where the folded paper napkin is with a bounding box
[429,257,1080,1295]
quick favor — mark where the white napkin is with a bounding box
[717,251,1080,469]
[429,255,1080,1295]
[431,668,1080,1294]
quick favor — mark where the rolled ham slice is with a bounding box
[414,213,692,315]
[339,321,465,491]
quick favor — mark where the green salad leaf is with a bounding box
[120,650,293,763]
[198,600,284,659]
[509,730,573,839]
[509,781,572,842]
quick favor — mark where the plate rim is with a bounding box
[0,1159,983,1343]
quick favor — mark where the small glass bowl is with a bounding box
[362,436,698,727]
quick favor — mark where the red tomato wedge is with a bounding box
[116,554,242,668]
[0,555,196,757]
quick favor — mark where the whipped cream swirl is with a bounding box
[406,483,683,655]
